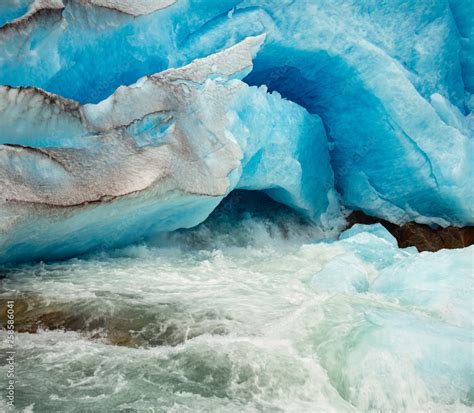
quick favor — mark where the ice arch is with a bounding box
[179,4,473,226]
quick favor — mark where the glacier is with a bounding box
[0,2,472,411]
[0,36,338,263]
[0,0,472,261]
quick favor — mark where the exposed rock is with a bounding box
[0,293,230,347]
[347,211,474,252]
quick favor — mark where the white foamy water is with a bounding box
[0,194,472,412]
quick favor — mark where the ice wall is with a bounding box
[0,0,472,262]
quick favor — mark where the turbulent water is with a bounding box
[0,192,472,412]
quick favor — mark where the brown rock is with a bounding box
[0,294,230,348]
[347,211,474,252]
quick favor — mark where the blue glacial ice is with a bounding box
[0,0,30,26]
[310,224,473,409]
[310,223,414,294]
[0,36,338,263]
[0,2,472,411]
[192,0,473,226]
[0,0,473,262]
[449,0,474,109]
[312,223,472,331]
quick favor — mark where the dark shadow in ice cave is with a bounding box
[243,45,466,224]
[160,190,319,250]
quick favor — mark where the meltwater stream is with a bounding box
[0,192,472,412]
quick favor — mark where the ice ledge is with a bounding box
[0,34,266,144]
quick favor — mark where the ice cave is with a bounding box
[0,1,472,412]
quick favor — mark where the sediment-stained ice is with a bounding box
[0,2,472,410]
[0,0,473,262]
[0,0,471,227]
[0,36,338,263]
